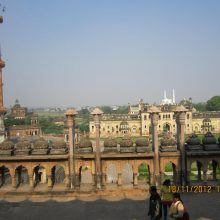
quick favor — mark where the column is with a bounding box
[12,174,16,188]
[92,173,96,186]
[133,173,138,187]
[29,175,34,188]
[91,108,103,189]
[102,173,106,188]
[65,109,78,189]
[203,167,207,184]
[174,106,188,186]
[197,162,202,181]
[151,112,160,187]
[47,175,53,188]
[117,173,122,186]
[213,161,217,180]
[75,173,80,189]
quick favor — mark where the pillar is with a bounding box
[150,111,160,187]
[102,173,106,188]
[197,162,202,181]
[65,109,78,189]
[213,161,217,180]
[47,175,53,188]
[12,174,16,188]
[203,167,207,184]
[29,175,34,188]
[75,173,80,189]
[117,173,122,186]
[133,173,138,187]
[175,106,187,186]
[91,108,103,189]
[92,173,96,186]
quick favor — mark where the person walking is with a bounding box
[168,193,189,220]
[160,179,173,220]
[148,186,162,220]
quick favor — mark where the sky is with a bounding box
[0,0,220,108]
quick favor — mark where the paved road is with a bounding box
[0,193,219,220]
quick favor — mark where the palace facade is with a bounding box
[90,101,220,138]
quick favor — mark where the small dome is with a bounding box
[16,140,31,149]
[135,138,149,146]
[202,132,217,145]
[0,141,14,150]
[52,141,67,149]
[120,136,133,147]
[34,139,48,149]
[79,139,92,148]
[187,134,200,145]
[161,133,176,146]
[104,138,117,148]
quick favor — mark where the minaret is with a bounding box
[0,16,7,142]
[164,90,167,99]
[172,89,175,104]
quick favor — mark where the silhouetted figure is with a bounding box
[160,179,173,220]
[148,186,162,220]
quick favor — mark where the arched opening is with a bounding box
[79,165,93,184]
[190,161,203,184]
[51,165,66,186]
[163,123,171,133]
[163,162,177,184]
[207,160,220,182]
[33,166,47,187]
[138,163,150,186]
[122,163,133,185]
[0,166,11,188]
[106,163,117,185]
[15,166,29,187]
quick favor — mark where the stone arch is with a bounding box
[51,165,66,185]
[194,123,200,133]
[106,163,117,184]
[79,165,93,184]
[0,166,12,187]
[162,162,177,184]
[207,160,220,181]
[33,165,47,186]
[122,162,133,185]
[138,162,150,184]
[190,160,204,183]
[163,123,171,132]
[15,165,29,187]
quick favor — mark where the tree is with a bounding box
[193,103,207,112]
[206,96,220,111]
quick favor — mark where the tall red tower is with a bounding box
[0,16,7,142]
[0,16,6,114]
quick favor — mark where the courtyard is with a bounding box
[0,192,219,220]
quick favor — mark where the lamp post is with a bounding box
[91,107,103,189]
[65,108,78,189]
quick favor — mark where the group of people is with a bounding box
[148,179,189,220]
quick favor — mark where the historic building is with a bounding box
[0,16,219,195]
[89,99,220,138]
[10,99,28,119]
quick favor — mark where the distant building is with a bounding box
[90,95,220,138]
[11,99,28,119]
[161,89,175,105]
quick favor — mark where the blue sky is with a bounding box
[1,0,220,107]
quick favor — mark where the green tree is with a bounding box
[206,96,220,111]
[193,102,207,112]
